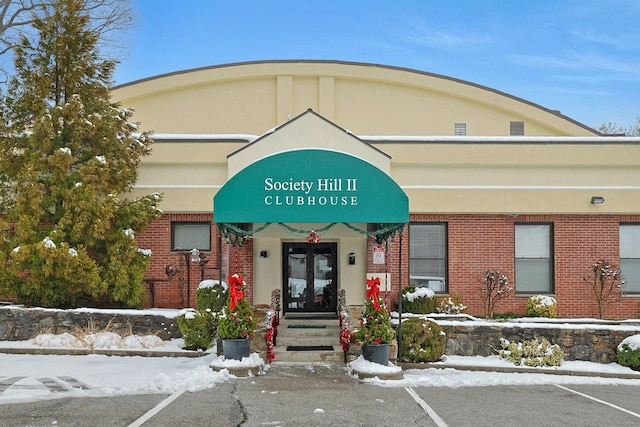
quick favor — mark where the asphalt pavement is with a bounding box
[3,362,640,426]
[2,346,640,426]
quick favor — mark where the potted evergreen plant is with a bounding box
[217,274,257,360]
[356,277,395,365]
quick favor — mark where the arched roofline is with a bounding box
[113,59,601,136]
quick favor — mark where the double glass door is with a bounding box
[283,242,337,313]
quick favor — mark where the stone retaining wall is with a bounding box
[440,323,640,364]
[3,305,640,365]
[0,305,181,341]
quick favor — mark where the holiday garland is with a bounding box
[217,222,405,247]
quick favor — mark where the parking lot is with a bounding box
[2,362,640,426]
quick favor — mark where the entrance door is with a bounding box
[283,242,337,314]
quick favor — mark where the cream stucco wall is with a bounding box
[226,111,391,178]
[251,223,367,307]
[113,61,598,137]
[116,61,636,215]
[379,140,640,214]
[110,60,640,310]
[126,135,640,215]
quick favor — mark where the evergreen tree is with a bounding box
[0,0,162,308]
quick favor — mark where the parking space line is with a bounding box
[0,377,23,393]
[555,385,640,419]
[404,387,449,427]
[127,390,185,427]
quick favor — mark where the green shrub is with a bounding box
[177,309,215,350]
[356,296,394,345]
[217,297,257,339]
[493,312,521,321]
[175,280,228,350]
[617,336,640,371]
[401,286,437,314]
[498,337,564,367]
[399,318,446,362]
[196,280,228,313]
[525,295,557,318]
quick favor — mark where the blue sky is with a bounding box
[114,0,640,130]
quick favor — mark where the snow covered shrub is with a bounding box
[399,318,446,363]
[437,294,467,314]
[177,280,228,350]
[525,295,556,318]
[32,332,84,348]
[196,279,228,313]
[121,334,163,349]
[177,309,215,350]
[498,337,564,367]
[401,286,437,314]
[617,335,640,371]
[83,332,122,349]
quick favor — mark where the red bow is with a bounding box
[228,274,244,311]
[366,277,381,311]
[306,230,320,243]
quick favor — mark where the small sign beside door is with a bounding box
[372,246,385,265]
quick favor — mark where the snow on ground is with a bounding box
[2,312,640,405]
[0,351,230,404]
[2,333,640,405]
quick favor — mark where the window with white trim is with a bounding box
[409,223,447,293]
[515,224,553,293]
[620,224,640,293]
[171,222,211,252]
[454,122,467,135]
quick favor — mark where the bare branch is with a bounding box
[479,269,513,319]
[0,0,134,82]
[583,259,625,319]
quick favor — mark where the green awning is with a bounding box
[213,149,408,224]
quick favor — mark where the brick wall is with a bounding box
[137,213,223,309]
[137,213,640,319]
[366,229,406,309]
[410,213,640,319]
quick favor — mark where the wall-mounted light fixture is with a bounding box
[590,196,605,205]
[348,253,356,265]
[260,250,268,258]
[190,248,201,263]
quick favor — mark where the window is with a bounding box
[171,222,211,251]
[510,121,524,136]
[409,223,447,292]
[515,224,553,293]
[621,224,640,293]
[454,122,467,136]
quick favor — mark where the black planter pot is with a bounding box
[362,343,391,366]
[221,338,251,360]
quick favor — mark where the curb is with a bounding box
[3,346,639,380]
[0,347,209,358]
[398,361,640,380]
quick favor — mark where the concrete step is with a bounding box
[272,345,345,363]
[277,319,340,337]
[271,317,344,362]
[276,335,338,347]
[279,318,340,326]
[277,327,340,338]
